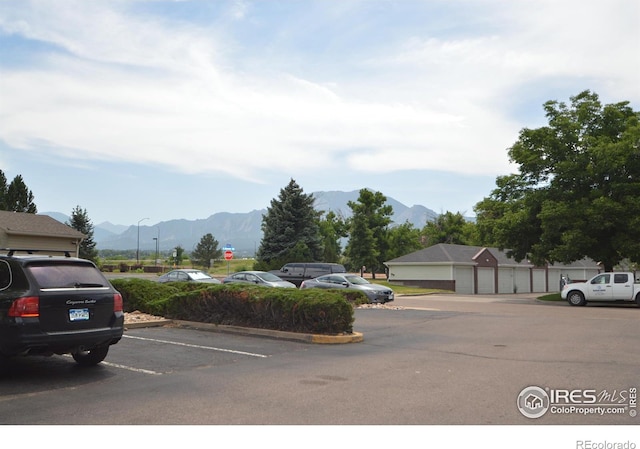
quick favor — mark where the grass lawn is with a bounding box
[536,292,563,302]
[367,279,451,295]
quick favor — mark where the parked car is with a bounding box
[223,271,296,288]
[158,269,221,284]
[269,262,347,287]
[0,249,124,371]
[300,274,395,303]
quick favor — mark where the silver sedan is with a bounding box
[300,274,394,303]
[222,271,296,288]
[157,269,221,284]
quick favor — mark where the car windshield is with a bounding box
[257,272,282,282]
[188,271,212,280]
[344,275,370,285]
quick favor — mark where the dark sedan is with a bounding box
[157,269,221,284]
[300,274,394,303]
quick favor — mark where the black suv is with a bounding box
[0,249,124,372]
[270,262,346,287]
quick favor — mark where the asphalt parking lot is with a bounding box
[0,293,637,428]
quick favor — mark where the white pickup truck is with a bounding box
[561,272,640,306]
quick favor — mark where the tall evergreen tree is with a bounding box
[255,179,323,270]
[345,189,393,278]
[1,173,37,213]
[67,205,98,262]
[0,170,7,210]
[191,233,222,268]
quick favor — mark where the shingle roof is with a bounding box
[385,243,599,268]
[0,211,85,238]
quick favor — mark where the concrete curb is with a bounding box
[125,319,364,344]
[124,319,173,329]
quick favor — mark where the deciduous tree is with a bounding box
[386,221,424,260]
[317,211,348,263]
[475,91,640,271]
[421,211,478,247]
[345,189,393,278]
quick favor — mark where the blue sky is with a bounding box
[1,0,638,227]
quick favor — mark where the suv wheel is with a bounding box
[0,354,9,375]
[72,346,109,366]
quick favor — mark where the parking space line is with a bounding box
[61,354,163,375]
[101,360,163,375]
[123,334,270,358]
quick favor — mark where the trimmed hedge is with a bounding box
[111,279,366,335]
[111,278,179,315]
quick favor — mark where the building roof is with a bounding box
[385,243,599,268]
[0,210,85,239]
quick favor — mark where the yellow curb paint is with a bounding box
[127,319,363,344]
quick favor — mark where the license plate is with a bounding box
[69,308,90,321]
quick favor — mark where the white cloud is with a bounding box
[1,0,637,193]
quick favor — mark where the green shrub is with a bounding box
[164,285,354,334]
[111,278,179,315]
[111,279,357,334]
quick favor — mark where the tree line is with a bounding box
[2,90,638,272]
[253,179,479,276]
[0,170,99,262]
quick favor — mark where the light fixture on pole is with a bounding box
[137,217,149,264]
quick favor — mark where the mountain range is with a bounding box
[46,190,440,257]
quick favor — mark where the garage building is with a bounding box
[385,243,600,295]
[0,211,85,256]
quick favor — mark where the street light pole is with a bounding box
[153,227,159,267]
[152,237,158,267]
[137,217,149,264]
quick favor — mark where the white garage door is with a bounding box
[477,268,495,294]
[515,269,531,293]
[532,269,546,292]
[498,268,513,294]
[548,271,562,292]
[455,266,474,294]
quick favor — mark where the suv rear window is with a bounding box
[26,263,108,289]
[0,260,11,291]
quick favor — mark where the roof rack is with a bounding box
[4,249,72,257]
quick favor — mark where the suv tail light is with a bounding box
[113,293,123,313]
[8,296,40,318]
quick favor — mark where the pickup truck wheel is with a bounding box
[72,346,109,366]
[635,293,640,307]
[567,291,586,306]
